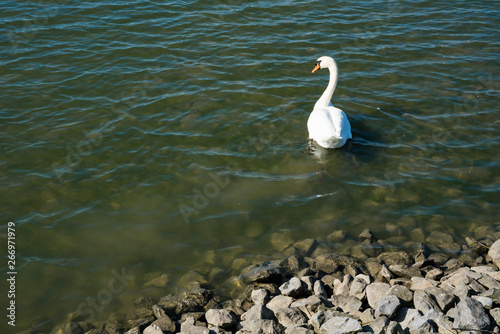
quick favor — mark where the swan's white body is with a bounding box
[308,56,352,149]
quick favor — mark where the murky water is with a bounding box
[1,0,499,331]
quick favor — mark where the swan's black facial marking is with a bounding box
[316,60,322,67]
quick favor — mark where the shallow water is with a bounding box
[1,0,499,331]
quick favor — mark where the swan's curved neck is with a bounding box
[315,60,338,108]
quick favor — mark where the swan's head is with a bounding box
[312,56,335,73]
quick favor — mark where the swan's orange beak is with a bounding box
[312,62,321,73]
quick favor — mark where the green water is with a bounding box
[1,0,499,332]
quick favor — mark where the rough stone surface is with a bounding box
[387,285,413,305]
[205,309,237,329]
[490,308,500,326]
[331,295,362,315]
[319,316,362,334]
[472,295,493,309]
[238,319,284,334]
[362,317,390,334]
[252,288,269,305]
[267,295,294,315]
[334,274,353,296]
[488,239,500,269]
[285,326,315,334]
[413,289,441,314]
[366,283,391,309]
[410,277,438,290]
[241,304,275,321]
[279,277,304,297]
[275,307,307,328]
[424,287,456,313]
[375,295,401,319]
[349,276,368,300]
[180,317,210,334]
[314,280,327,298]
[407,314,435,334]
[453,297,491,331]
[394,307,421,330]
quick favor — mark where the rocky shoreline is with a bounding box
[52,230,500,334]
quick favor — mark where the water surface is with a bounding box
[1,0,499,331]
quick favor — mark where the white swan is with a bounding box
[308,56,352,149]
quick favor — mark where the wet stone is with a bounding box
[247,264,286,284]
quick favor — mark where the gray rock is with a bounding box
[366,283,391,309]
[359,308,375,324]
[425,268,443,281]
[334,274,353,296]
[394,307,421,330]
[314,280,328,298]
[410,277,438,290]
[424,287,456,313]
[472,295,493,309]
[310,310,338,333]
[180,317,210,334]
[252,288,269,305]
[389,265,422,279]
[479,274,500,290]
[285,326,315,334]
[413,290,441,314]
[362,317,390,334]
[205,309,237,329]
[388,285,413,305]
[386,321,404,334]
[488,239,500,269]
[381,264,394,282]
[152,305,166,319]
[238,319,284,334]
[275,307,307,328]
[375,295,401,319]
[319,316,362,334]
[349,276,368,300]
[279,277,304,297]
[300,276,315,292]
[490,308,500,326]
[290,295,323,313]
[407,314,436,334]
[453,297,491,332]
[267,295,294,315]
[481,288,500,304]
[331,295,362,315]
[142,324,164,334]
[241,304,275,321]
